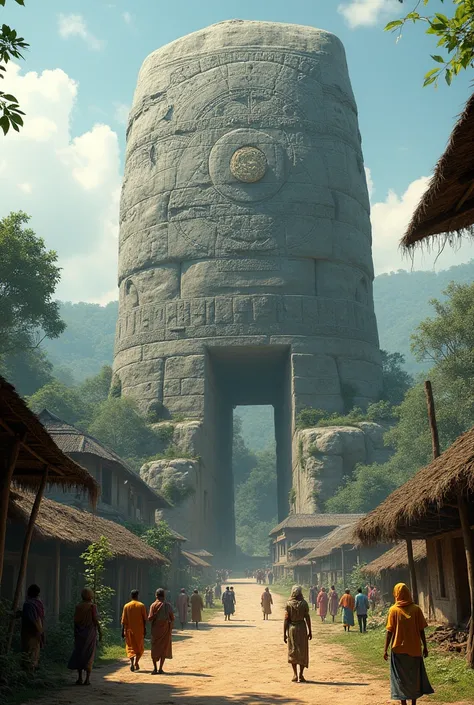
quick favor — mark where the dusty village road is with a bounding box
[27,579,460,705]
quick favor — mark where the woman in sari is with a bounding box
[261,587,273,620]
[284,585,312,683]
[384,583,433,704]
[317,587,328,623]
[328,585,339,623]
[339,589,355,632]
[68,588,102,685]
[21,584,44,671]
[148,588,174,674]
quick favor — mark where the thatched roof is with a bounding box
[190,549,213,558]
[169,528,187,542]
[39,409,169,508]
[181,549,211,568]
[362,541,426,577]
[403,93,474,249]
[269,513,364,536]
[0,377,98,504]
[356,426,474,544]
[9,490,167,564]
[305,524,359,561]
[288,537,322,553]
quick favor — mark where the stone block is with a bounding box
[119,359,163,389]
[181,377,205,396]
[292,353,338,379]
[163,378,181,396]
[294,393,344,414]
[165,354,206,379]
[293,376,340,396]
[165,394,205,418]
[113,345,142,371]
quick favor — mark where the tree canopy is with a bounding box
[0,0,28,134]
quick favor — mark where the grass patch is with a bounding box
[201,606,223,623]
[327,622,474,703]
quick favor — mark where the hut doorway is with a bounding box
[453,537,471,624]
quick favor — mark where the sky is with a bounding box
[1,0,473,303]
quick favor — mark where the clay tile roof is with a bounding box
[181,550,211,568]
[0,378,98,504]
[305,524,359,560]
[9,490,168,564]
[403,93,474,249]
[269,513,365,536]
[38,409,169,509]
[362,541,426,576]
[355,426,474,544]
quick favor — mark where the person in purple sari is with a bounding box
[68,588,102,686]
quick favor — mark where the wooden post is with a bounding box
[6,466,48,651]
[341,546,346,587]
[406,539,419,604]
[458,497,474,668]
[54,541,61,620]
[0,437,22,587]
[424,381,440,459]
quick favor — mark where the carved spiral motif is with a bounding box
[230,146,267,183]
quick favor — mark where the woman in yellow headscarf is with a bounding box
[383,583,434,704]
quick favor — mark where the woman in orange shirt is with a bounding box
[339,589,355,632]
[383,583,433,704]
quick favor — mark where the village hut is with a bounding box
[0,376,98,626]
[181,549,213,582]
[402,93,474,250]
[355,426,474,666]
[362,541,429,612]
[4,490,167,623]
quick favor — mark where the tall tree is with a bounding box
[386,1,474,85]
[0,212,65,359]
[380,350,413,406]
[0,0,28,134]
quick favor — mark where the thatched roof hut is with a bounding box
[403,93,474,250]
[0,377,98,501]
[305,524,358,561]
[9,490,168,564]
[362,541,426,577]
[355,425,474,544]
[269,513,364,536]
[181,549,211,569]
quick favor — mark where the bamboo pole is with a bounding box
[54,541,61,620]
[458,497,474,668]
[6,465,49,651]
[424,381,440,459]
[341,547,346,587]
[406,539,419,604]
[0,437,22,588]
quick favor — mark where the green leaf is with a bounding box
[1,94,17,102]
[384,19,403,31]
[9,112,23,125]
[431,55,445,63]
[445,68,452,86]
[0,115,10,135]
[11,120,19,132]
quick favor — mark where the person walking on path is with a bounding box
[230,586,236,615]
[339,589,355,632]
[121,589,147,671]
[148,588,174,675]
[384,583,433,705]
[261,587,273,620]
[284,585,312,683]
[268,570,274,585]
[214,581,222,600]
[222,586,233,621]
[308,585,318,611]
[328,586,339,623]
[68,587,102,686]
[190,589,204,629]
[317,587,328,623]
[176,588,189,630]
[355,588,369,633]
[21,584,44,671]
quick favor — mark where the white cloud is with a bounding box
[58,14,104,51]
[338,0,397,29]
[371,175,474,273]
[114,102,130,125]
[122,11,133,24]
[0,63,120,303]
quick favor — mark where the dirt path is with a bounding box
[26,580,442,705]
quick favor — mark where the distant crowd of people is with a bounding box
[248,568,273,584]
[305,584,379,632]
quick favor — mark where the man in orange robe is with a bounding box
[121,589,147,671]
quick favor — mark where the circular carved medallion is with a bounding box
[230,146,267,183]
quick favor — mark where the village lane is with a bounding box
[28,580,433,705]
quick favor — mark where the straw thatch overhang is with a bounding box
[362,541,426,577]
[0,377,98,502]
[403,93,474,249]
[287,537,322,553]
[305,524,359,561]
[181,549,211,568]
[269,513,365,536]
[190,549,213,558]
[38,409,169,508]
[169,528,187,542]
[9,490,168,564]
[356,426,474,544]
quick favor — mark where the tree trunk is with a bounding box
[406,539,419,604]
[424,381,440,459]
[0,438,22,588]
[6,466,48,651]
[458,496,474,669]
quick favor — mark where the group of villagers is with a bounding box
[284,582,433,703]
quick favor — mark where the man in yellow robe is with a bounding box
[190,589,204,629]
[121,589,147,671]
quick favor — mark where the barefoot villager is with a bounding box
[121,589,147,671]
[284,585,312,683]
[339,589,355,632]
[176,588,189,629]
[384,583,434,705]
[190,589,204,629]
[68,588,102,686]
[222,586,233,620]
[328,585,339,622]
[317,587,328,622]
[355,588,369,633]
[148,588,174,674]
[261,586,273,620]
[21,584,44,671]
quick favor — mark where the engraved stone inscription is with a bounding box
[230,146,267,183]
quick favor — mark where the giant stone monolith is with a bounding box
[114,20,382,553]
